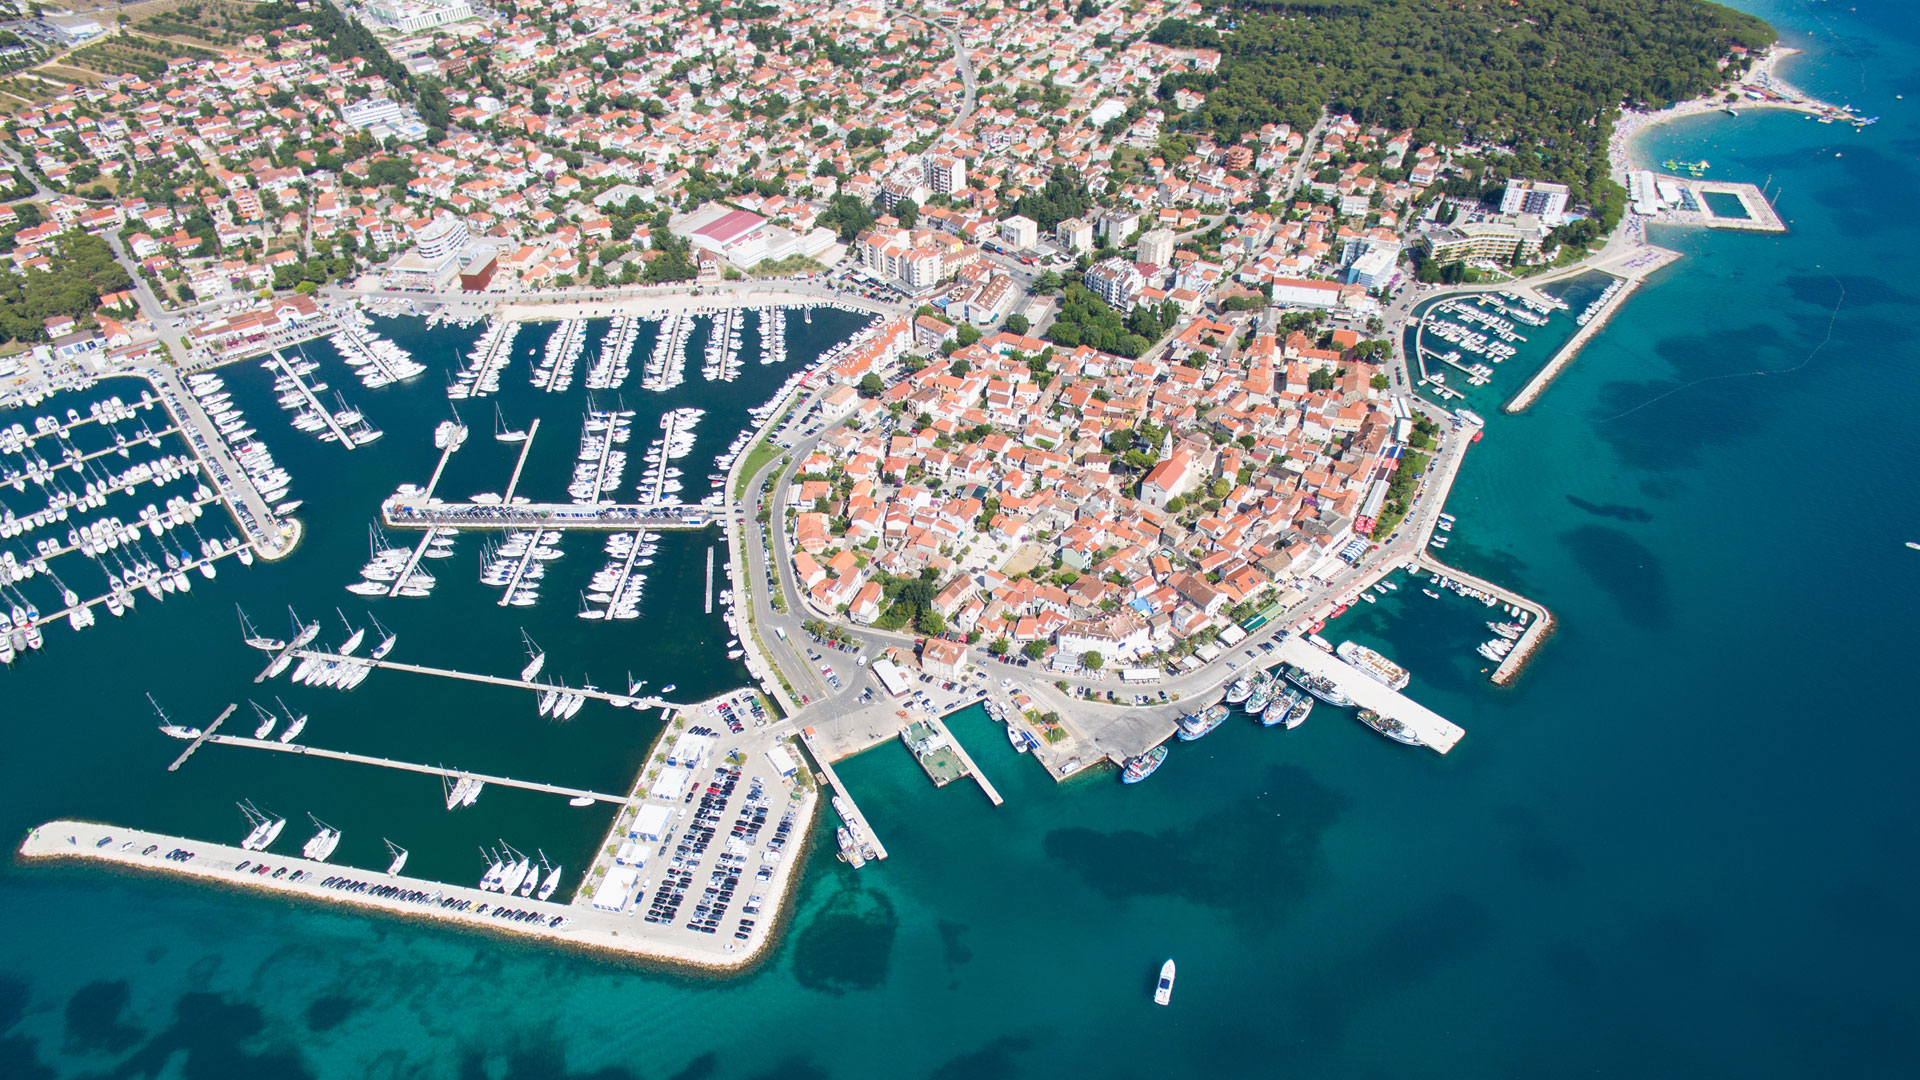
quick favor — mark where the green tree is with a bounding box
[1023,639,1047,660]
[857,372,885,398]
[1081,651,1103,670]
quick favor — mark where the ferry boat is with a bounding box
[1154,959,1176,1006]
[1176,703,1230,742]
[1335,641,1411,691]
[1263,685,1313,729]
[1281,663,1353,707]
[1357,709,1423,747]
[1120,745,1168,784]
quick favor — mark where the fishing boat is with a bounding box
[1357,709,1422,747]
[1176,703,1229,742]
[1243,674,1273,714]
[1336,641,1411,690]
[1222,675,1253,705]
[1262,685,1313,729]
[384,839,408,876]
[1120,745,1168,784]
[1154,959,1176,1006]
[1281,663,1353,707]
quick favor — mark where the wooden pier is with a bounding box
[275,648,687,711]
[797,728,889,860]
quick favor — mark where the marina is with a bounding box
[259,646,689,712]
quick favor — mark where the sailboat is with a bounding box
[249,699,277,740]
[238,801,285,851]
[368,612,396,659]
[335,609,365,656]
[238,605,284,651]
[494,403,528,443]
[149,693,200,740]
[500,844,532,895]
[520,630,545,681]
[301,814,340,862]
[384,839,408,877]
[275,696,306,742]
[479,848,506,891]
[535,852,562,901]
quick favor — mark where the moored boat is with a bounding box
[1336,640,1411,690]
[1357,708,1422,747]
[1120,745,1168,784]
[1176,703,1230,741]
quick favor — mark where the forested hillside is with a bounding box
[1155,0,1774,208]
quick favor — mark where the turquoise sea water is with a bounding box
[4,2,1919,1075]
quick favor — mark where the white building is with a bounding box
[1346,247,1397,289]
[998,214,1038,251]
[1083,258,1144,309]
[413,215,469,261]
[925,154,967,195]
[1137,228,1175,267]
[1500,179,1571,225]
[1056,217,1094,254]
[340,95,409,131]
[365,0,476,33]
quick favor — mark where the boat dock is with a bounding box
[165,703,233,771]
[926,712,1002,806]
[35,424,185,476]
[1275,636,1465,753]
[501,418,541,502]
[180,732,632,805]
[266,351,357,449]
[387,440,460,599]
[17,817,792,969]
[382,498,712,531]
[1649,178,1787,232]
[704,546,715,614]
[797,727,889,860]
[1414,553,1555,685]
[271,647,687,711]
[134,365,295,558]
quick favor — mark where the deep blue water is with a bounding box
[3,2,1919,1076]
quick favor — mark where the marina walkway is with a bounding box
[272,648,688,711]
[382,497,712,531]
[183,733,631,804]
[501,418,541,502]
[265,351,356,448]
[1276,637,1465,754]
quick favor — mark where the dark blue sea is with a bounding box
[2,2,1917,1075]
